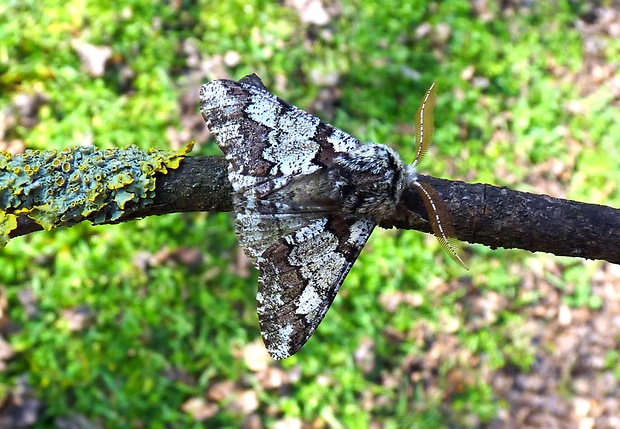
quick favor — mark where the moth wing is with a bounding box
[256,216,375,360]
[199,75,360,195]
[201,75,375,359]
[235,206,326,262]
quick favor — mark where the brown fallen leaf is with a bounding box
[60,305,94,332]
[71,40,113,77]
[228,390,259,415]
[207,380,236,402]
[181,397,218,422]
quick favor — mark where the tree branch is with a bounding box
[395,175,620,264]
[8,155,620,264]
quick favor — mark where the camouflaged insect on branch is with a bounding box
[200,74,465,360]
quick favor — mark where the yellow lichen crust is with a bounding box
[0,143,193,246]
[0,212,17,247]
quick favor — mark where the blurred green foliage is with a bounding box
[0,0,618,427]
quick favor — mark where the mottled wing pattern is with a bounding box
[200,74,376,358]
[200,74,362,261]
[257,216,375,360]
[200,74,359,196]
[235,209,325,262]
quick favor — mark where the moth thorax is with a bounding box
[330,143,406,222]
[404,164,419,187]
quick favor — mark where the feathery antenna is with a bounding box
[409,82,467,268]
[413,81,437,167]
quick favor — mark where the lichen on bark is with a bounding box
[0,143,193,247]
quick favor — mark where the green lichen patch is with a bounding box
[0,143,193,246]
[0,212,17,247]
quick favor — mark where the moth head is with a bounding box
[330,143,406,222]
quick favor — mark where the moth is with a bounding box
[200,74,465,360]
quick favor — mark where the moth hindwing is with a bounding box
[200,74,462,359]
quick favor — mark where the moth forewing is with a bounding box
[413,81,437,167]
